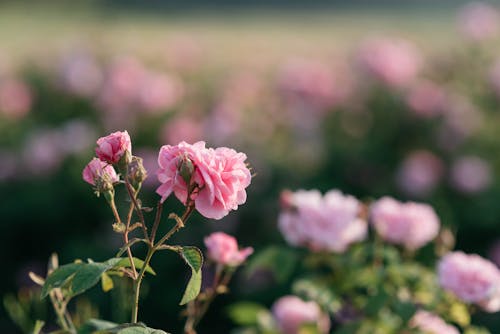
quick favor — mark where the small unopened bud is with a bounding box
[178,155,195,185]
[112,222,126,233]
[117,150,133,175]
[128,156,148,189]
[83,158,119,198]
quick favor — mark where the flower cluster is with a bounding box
[156,141,252,220]
[278,189,367,252]
[438,251,500,312]
[370,196,440,250]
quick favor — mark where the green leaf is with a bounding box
[41,263,82,298]
[72,262,113,296]
[449,302,471,327]
[245,246,297,283]
[111,257,156,275]
[78,318,117,334]
[298,323,320,334]
[365,289,389,317]
[226,302,268,326]
[335,322,362,334]
[392,301,416,324]
[94,322,169,333]
[179,268,202,305]
[101,273,114,292]
[180,246,203,272]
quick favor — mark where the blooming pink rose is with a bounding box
[95,131,131,164]
[438,251,500,312]
[82,157,119,186]
[410,310,459,334]
[370,197,440,249]
[204,232,253,266]
[278,189,367,252]
[156,141,252,220]
[272,295,330,334]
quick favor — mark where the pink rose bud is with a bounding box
[204,232,253,266]
[438,251,500,312]
[271,295,330,334]
[370,197,440,250]
[410,310,459,334]
[127,156,148,189]
[82,158,119,194]
[95,130,132,164]
[278,189,367,253]
[156,141,252,220]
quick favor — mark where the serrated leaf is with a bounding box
[179,268,202,305]
[227,302,268,326]
[111,257,156,275]
[245,246,297,283]
[41,263,82,298]
[101,273,114,292]
[180,246,203,272]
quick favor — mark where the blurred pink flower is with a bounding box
[137,72,184,113]
[272,295,330,334]
[406,81,447,118]
[22,130,64,176]
[438,251,500,312]
[160,116,204,145]
[204,232,253,266]
[82,157,119,186]
[97,56,146,113]
[164,35,203,71]
[370,197,440,249]
[278,189,367,252]
[357,38,421,88]
[95,130,132,164]
[156,141,252,220]
[59,120,96,155]
[0,78,33,120]
[59,52,103,97]
[278,58,348,111]
[458,2,499,41]
[410,310,459,334]
[396,150,444,197]
[450,156,492,194]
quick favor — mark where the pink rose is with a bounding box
[458,2,499,41]
[410,310,459,334]
[370,197,440,249]
[0,78,33,120]
[156,141,252,220]
[204,232,253,266]
[82,157,119,186]
[271,295,330,334]
[438,251,500,312]
[450,156,492,194]
[95,130,131,164]
[278,189,367,253]
[396,150,444,197]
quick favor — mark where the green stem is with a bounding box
[131,245,155,323]
[125,180,149,240]
[110,197,137,279]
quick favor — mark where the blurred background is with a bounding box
[2,0,500,332]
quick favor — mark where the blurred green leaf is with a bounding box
[245,246,297,283]
[92,322,169,333]
[449,302,470,327]
[298,323,320,334]
[78,318,117,334]
[335,321,362,334]
[226,301,268,326]
[179,268,202,305]
[392,301,416,324]
[365,289,389,317]
[41,263,82,298]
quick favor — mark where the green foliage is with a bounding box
[226,302,269,326]
[179,268,202,306]
[245,246,298,283]
[41,257,155,298]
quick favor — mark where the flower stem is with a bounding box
[110,197,137,279]
[131,244,154,323]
